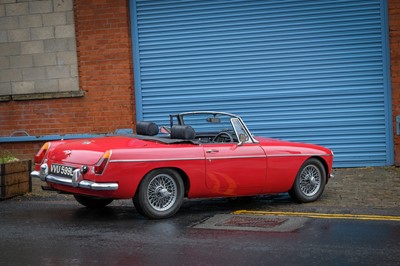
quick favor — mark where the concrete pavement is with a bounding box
[26,166,400,216]
[258,166,400,216]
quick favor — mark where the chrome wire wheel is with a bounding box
[147,173,178,212]
[135,168,184,219]
[289,158,326,203]
[299,164,321,197]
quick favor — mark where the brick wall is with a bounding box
[0,0,135,160]
[0,0,399,166]
[389,0,400,165]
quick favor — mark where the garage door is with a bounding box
[130,0,393,167]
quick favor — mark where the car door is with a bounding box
[204,142,267,196]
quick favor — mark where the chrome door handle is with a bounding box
[206,149,219,153]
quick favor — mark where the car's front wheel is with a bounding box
[289,158,326,203]
[134,168,184,219]
[74,195,113,208]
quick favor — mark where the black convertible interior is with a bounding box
[134,121,238,144]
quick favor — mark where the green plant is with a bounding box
[0,149,19,163]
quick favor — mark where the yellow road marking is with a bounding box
[232,210,400,222]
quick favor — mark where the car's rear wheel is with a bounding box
[132,194,145,216]
[74,195,113,208]
[134,168,184,219]
[289,158,326,203]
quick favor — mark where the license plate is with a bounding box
[50,164,76,178]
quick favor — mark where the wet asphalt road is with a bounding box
[1,195,400,265]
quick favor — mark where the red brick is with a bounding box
[0,0,135,160]
[390,0,400,165]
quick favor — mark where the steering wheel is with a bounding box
[212,132,234,143]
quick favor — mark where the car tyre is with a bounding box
[289,158,326,203]
[74,195,113,208]
[135,168,184,219]
[132,194,145,216]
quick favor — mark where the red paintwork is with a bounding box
[35,134,333,199]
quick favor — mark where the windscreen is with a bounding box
[181,113,234,133]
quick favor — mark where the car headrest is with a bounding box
[136,121,158,136]
[170,125,195,140]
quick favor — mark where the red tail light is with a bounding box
[34,142,50,164]
[94,150,112,175]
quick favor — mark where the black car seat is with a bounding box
[136,121,159,136]
[170,125,195,140]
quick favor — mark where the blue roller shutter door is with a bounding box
[130,0,393,167]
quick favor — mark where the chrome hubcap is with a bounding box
[147,174,177,211]
[156,187,172,198]
[299,165,321,197]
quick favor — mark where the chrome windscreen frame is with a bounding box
[172,111,259,144]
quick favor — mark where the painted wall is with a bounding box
[0,0,79,98]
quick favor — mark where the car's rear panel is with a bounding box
[34,136,207,199]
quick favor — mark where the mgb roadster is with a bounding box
[31,111,334,219]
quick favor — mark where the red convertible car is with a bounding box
[31,111,334,219]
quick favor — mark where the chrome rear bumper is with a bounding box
[31,163,118,191]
